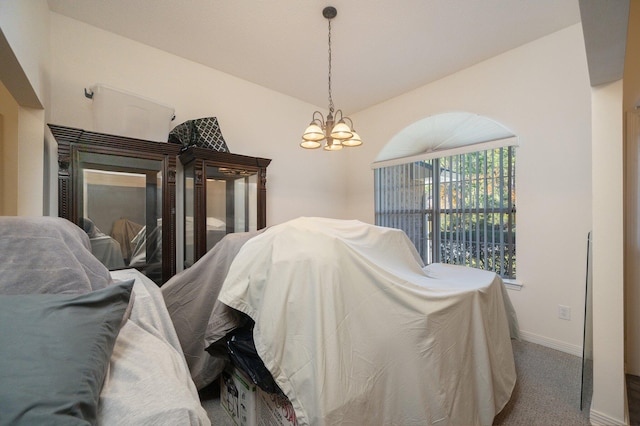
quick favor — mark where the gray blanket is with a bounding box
[161,230,262,389]
[0,216,112,295]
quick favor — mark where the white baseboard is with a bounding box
[518,330,583,357]
[589,408,626,426]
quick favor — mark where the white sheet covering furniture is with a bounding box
[0,216,210,425]
[90,235,126,269]
[214,217,517,426]
[102,269,210,425]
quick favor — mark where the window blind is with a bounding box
[374,146,516,278]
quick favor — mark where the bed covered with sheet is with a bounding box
[0,216,209,425]
[208,217,517,426]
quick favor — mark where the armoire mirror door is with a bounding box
[51,124,180,286]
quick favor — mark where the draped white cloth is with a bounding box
[218,217,516,426]
[100,269,210,425]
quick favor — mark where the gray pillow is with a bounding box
[0,279,134,426]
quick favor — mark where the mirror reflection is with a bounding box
[183,165,258,268]
[205,166,258,250]
[77,157,164,285]
[184,170,195,268]
[179,146,270,269]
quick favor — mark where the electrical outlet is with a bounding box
[558,305,571,321]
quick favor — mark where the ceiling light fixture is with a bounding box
[300,6,363,151]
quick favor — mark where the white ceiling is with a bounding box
[47,0,582,115]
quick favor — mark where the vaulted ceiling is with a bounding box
[47,0,582,114]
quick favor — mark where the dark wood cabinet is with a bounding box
[50,124,181,286]
[179,147,271,267]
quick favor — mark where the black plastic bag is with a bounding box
[225,325,282,395]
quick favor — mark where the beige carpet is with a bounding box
[201,339,592,425]
[493,340,591,425]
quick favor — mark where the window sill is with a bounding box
[502,279,523,291]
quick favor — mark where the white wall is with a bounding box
[346,24,592,355]
[48,13,351,224]
[590,79,626,426]
[0,0,48,107]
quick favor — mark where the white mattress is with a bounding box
[218,217,516,426]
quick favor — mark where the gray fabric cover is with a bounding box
[0,216,112,295]
[0,279,134,426]
[161,230,261,389]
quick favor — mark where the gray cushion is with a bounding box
[0,279,135,426]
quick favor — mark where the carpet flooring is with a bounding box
[201,339,592,425]
[200,382,234,426]
[492,340,590,425]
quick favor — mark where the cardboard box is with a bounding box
[220,367,257,426]
[257,389,298,426]
[220,365,298,426]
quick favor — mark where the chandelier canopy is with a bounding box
[300,6,363,151]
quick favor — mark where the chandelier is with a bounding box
[300,6,363,151]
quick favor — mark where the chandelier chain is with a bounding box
[327,18,334,114]
[299,6,362,150]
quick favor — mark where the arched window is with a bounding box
[373,112,517,278]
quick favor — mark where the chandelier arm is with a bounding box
[312,110,326,126]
